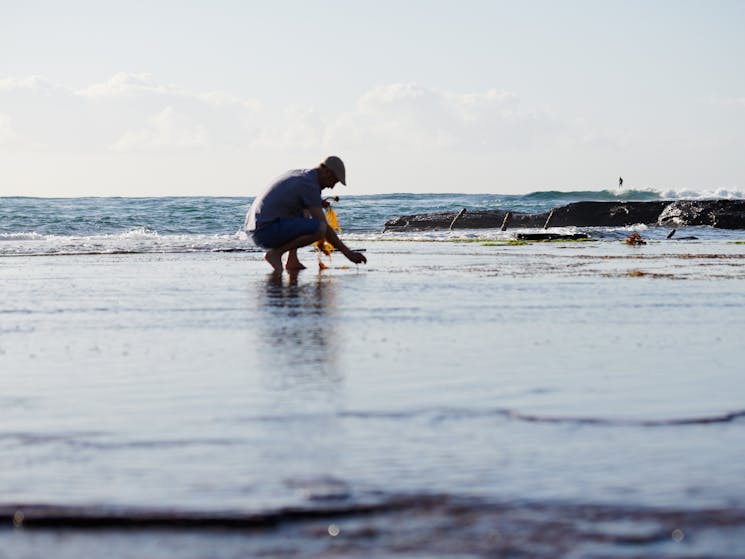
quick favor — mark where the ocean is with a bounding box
[2,189,745,256]
[1,190,745,557]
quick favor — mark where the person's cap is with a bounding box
[321,155,346,185]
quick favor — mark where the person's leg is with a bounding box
[265,228,324,273]
[263,249,284,274]
[253,217,325,274]
[285,249,306,271]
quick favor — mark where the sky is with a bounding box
[1,0,744,196]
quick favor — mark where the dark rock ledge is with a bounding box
[383,200,745,231]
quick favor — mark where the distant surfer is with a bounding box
[245,156,367,274]
[619,176,623,190]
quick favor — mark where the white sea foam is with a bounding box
[117,226,161,239]
[657,188,745,200]
[0,232,48,241]
[0,228,255,256]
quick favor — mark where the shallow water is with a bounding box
[1,237,745,556]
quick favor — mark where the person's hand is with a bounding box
[322,196,339,209]
[345,250,367,264]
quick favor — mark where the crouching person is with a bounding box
[245,156,367,274]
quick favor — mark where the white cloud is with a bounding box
[0,73,265,151]
[327,82,557,151]
[77,72,174,98]
[0,75,584,156]
[1,74,570,153]
[251,105,324,150]
[248,84,544,153]
[357,83,520,119]
[0,75,64,95]
[77,72,260,109]
[110,107,208,151]
[559,117,630,151]
[2,74,643,194]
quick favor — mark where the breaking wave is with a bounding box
[521,188,745,202]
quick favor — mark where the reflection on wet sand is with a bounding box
[256,272,341,394]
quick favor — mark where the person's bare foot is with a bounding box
[285,250,306,272]
[265,250,283,274]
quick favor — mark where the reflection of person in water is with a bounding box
[259,274,341,384]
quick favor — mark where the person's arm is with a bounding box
[307,206,367,265]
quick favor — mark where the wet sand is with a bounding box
[3,497,745,558]
[1,239,744,557]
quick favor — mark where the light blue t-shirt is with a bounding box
[245,168,323,232]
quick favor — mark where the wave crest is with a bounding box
[523,188,745,202]
[522,189,662,201]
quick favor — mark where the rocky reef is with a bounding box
[383,200,745,231]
